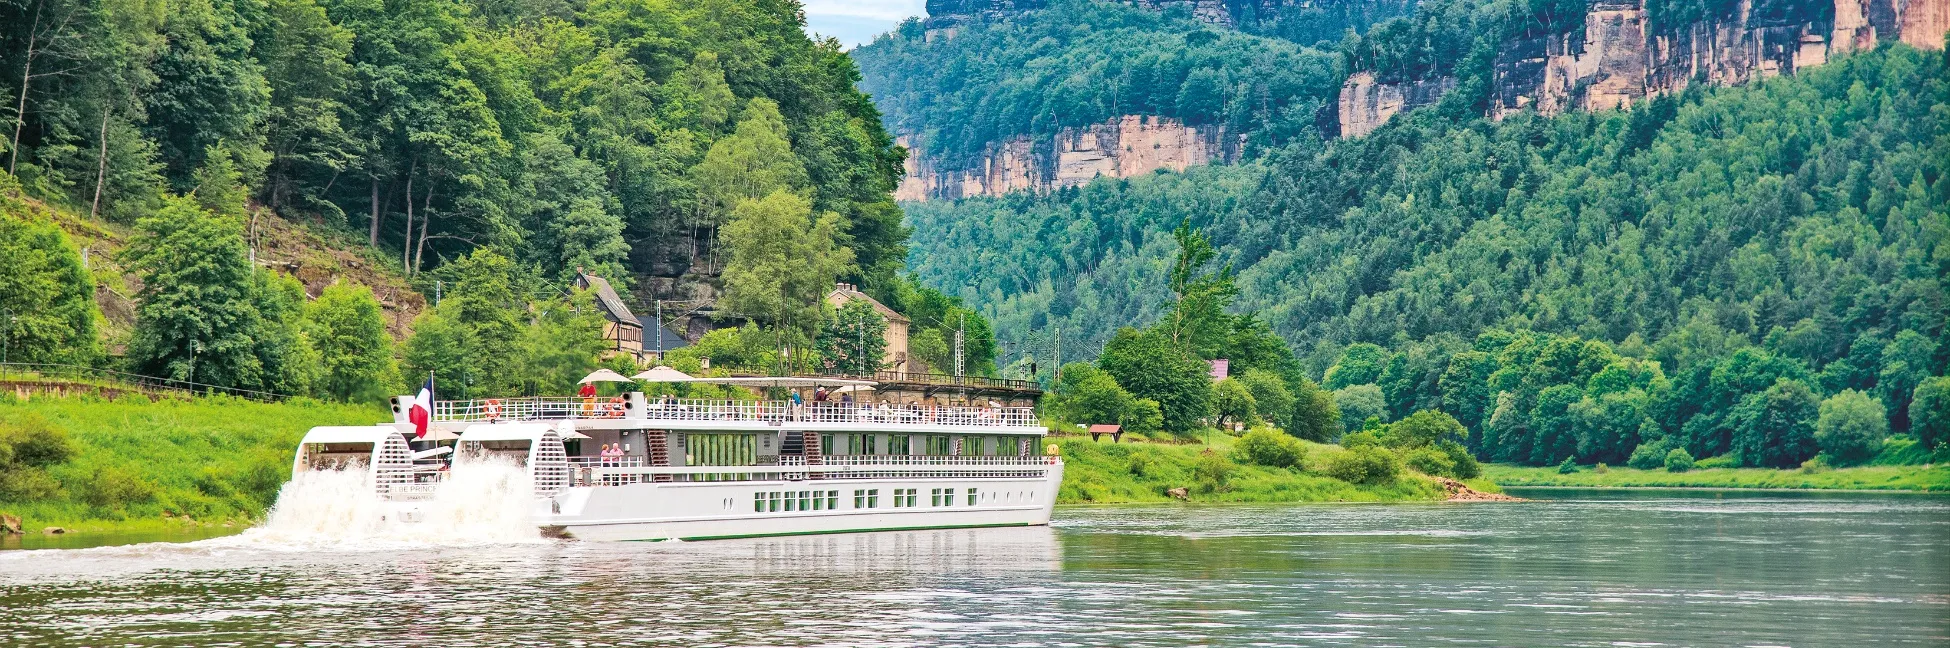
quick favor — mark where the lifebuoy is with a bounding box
[484,399,503,420]
[605,395,626,418]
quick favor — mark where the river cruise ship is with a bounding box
[291,386,1060,541]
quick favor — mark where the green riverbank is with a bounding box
[1483,463,1950,491]
[1055,434,1488,504]
[0,394,386,535]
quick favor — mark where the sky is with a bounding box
[801,0,928,49]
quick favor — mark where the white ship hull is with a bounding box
[542,467,1063,541]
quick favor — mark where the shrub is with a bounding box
[1556,456,1578,474]
[1340,430,1383,449]
[1126,453,1153,477]
[1439,440,1480,479]
[0,413,74,468]
[1594,462,1609,474]
[1694,454,1738,469]
[1800,455,1831,473]
[1324,445,1399,484]
[1627,440,1671,470]
[1235,428,1304,468]
[1664,448,1696,472]
[78,466,157,508]
[1192,449,1233,492]
[1403,446,1456,477]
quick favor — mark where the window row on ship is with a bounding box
[749,487,1038,513]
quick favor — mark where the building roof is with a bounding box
[825,282,910,323]
[575,272,640,327]
[636,316,690,352]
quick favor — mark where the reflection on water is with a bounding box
[1,490,1945,646]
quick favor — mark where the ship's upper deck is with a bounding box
[396,392,1046,435]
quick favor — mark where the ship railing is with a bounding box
[433,396,1041,429]
[569,455,1059,487]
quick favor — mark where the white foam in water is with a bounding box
[223,456,545,549]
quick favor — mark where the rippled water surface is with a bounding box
[3,489,1946,646]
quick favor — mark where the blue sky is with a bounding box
[802,0,928,49]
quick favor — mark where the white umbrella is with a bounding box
[555,421,591,440]
[631,365,694,382]
[833,384,875,394]
[579,368,635,384]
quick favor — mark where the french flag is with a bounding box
[408,376,434,438]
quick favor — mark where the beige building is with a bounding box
[825,282,910,373]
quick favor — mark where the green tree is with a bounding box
[719,190,853,334]
[303,282,395,402]
[1211,377,1256,427]
[1729,378,1821,468]
[0,194,101,364]
[1332,384,1385,433]
[1878,330,1938,433]
[1097,327,1214,434]
[1911,377,1950,450]
[510,292,609,395]
[1237,369,1294,430]
[1815,390,1887,466]
[1162,220,1238,356]
[1323,343,1388,389]
[816,299,888,375]
[125,194,266,388]
[1235,427,1303,468]
[1384,409,1467,449]
[1285,375,1341,442]
[693,98,809,229]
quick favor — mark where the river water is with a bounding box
[2,489,1944,646]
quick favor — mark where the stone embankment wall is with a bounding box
[895,116,1243,201]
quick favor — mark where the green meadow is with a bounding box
[0,394,385,533]
[1054,434,1473,504]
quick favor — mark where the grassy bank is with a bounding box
[0,394,386,533]
[1483,463,1950,491]
[1055,434,1487,504]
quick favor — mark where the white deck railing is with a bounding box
[433,397,1040,429]
[568,455,1058,487]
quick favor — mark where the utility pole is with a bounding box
[954,319,965,380]
[1054,325,1062,382]
[435,280,442,306]
[655,300,664,364]
[2,309,13,364]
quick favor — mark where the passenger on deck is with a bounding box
[580,382,597,416]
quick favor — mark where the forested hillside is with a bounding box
[0,0,978,401]
[2,0,904,293]
[854,0,1348,173]
[906,44,1949,466]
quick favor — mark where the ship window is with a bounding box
[888,435,910,456]
[811,490,824,510]
[852,434,877,455]
[892,488,916,507]
[966,488,978,506]
[754,494,764,513]
[926,435,952,456]
[783,492,796,512]
[820,433,837,455]
[799,490,812,511]
[827,490,839,510]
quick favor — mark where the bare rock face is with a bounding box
[1339,71,1457,138]
[896,116,1243,201]
[1342,0,1948,136]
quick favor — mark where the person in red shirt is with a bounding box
[579,382,597,416]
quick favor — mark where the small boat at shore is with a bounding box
[291,388,1061,541]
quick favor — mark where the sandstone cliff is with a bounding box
[1342,0,1947,135]
[896,116,1243,201]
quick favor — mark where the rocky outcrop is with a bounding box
[1342,0,1948,135]
[897,116,1243,201]
[1339,72,1457,138]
